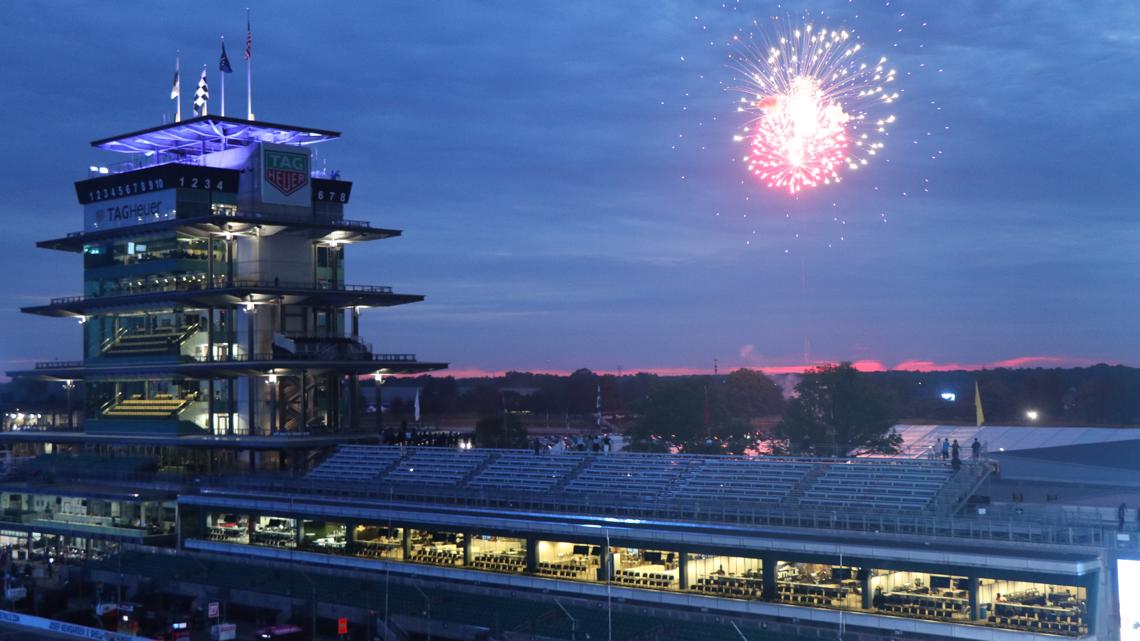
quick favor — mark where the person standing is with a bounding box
[932,438,942,460]
[951,440,961,471]
[971,437,981,460]
[941,438,950,461]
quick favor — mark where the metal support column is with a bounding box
[525,537,537,573]
[860,567,873,610]
[462,534,472,566]
[401,528,411,560]
[968,574,980,620]
[208,377,215,435]
[762,554,777,601]
[271,378,279,433]
[677,550,688,590]
[206,307,214,361]
[299,370,308,431]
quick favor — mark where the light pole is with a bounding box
[374,372,384,441]
[554,599,576,641]
[410,580,431,641]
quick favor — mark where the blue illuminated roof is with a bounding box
[91,115,340,156]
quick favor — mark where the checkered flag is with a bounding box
[193,67,209,117]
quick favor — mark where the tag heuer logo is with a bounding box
[264,149,309,196]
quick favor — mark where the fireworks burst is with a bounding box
[731,23,898,194]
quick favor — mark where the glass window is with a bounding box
[353,525,403,560]
[535,540,595,580]
[690,553,763,599]
[408,528,464,566]
[611,546,680,590]
[469,535,525,573]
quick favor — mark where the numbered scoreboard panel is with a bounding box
[75,165,240,205]
[312,178,353,204]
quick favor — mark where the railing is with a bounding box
[32,352,418,369]
[87,153,348,182]
[48,278,395,305]
[88,153,203,177]
[34,361,83,369]
[62,210,371,239]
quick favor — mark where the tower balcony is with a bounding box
[37,209,398,253]
[22,278,424,317]
[17,352,445,381]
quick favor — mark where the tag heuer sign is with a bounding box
[265,149,309,196]
[260,142,312,206]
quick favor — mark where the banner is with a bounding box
[84,189,177,232]
[260,142,311,206]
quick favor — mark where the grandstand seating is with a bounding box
[306,445,404,481]
[670,456,812,503]
[101,324,199,356]
[383,448,490,486]
[563,453,695,498]
[466,450,585,492]
[799,459,952,511]
[299,445,962,514]
[102,397,188,418]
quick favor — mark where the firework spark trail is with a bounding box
[730,23,899,193]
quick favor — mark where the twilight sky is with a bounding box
[1,1,1138,377]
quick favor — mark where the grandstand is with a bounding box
[467,450,586,492]
[301,446,973,513]
[385,448,489,486]
[304,444,404,482]
[799,458,953,511]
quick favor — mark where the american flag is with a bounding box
[194,68,209,117]
[245,14,252,60]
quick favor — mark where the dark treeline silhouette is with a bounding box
[378,365,1140,428]
[3,364,1137,427]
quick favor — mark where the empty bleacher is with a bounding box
[799,459,953,511]
[306,445,404,482]
[669,456,812,504]
[383,448,491,486]
[466,450,585,492]
[296,445,960,515]
[563,453,695,498]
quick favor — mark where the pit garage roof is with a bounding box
[891,424,1140,457]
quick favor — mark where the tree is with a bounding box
[627,377,762,454]
[777,363,900,456]
[474,413,528,449]
[724,369,785,419]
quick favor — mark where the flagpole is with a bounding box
[175,51,182,123]
[246,8,253,120]
[220,36,226,117]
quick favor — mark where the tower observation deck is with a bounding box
[9,114,446,459]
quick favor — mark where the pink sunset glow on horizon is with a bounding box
[405,354,1112,380]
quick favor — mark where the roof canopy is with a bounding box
[91,115,340,156]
